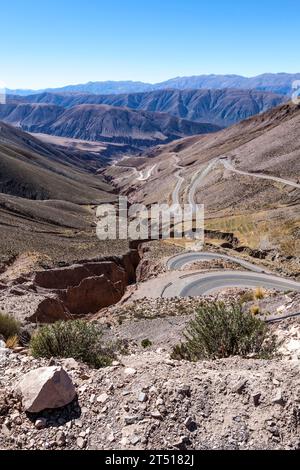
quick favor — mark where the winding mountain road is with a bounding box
[137,164,157,181]
[167,251,269,273]
[162,250,300,297]
[169,154,300,212]
[162,269,300,298]
[187,158,219,210]
[220,158,300,190]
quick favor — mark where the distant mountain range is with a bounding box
[16,88,285,128]
[6,73,300,96]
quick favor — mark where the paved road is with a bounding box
[221,158,300,190]
[137,164,157,181]
[174,154,300,212]
[162,250,300,297]
[170,155,184,205]
[111,158,158,182]
[167,251,270,273]
[162,269,300,298]
[187,159,219,210]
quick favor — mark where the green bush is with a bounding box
[0,311,20,341]
[141,338,152,348]
[171,302,276,361]
[30,320,115,368]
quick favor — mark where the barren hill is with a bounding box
[0,122,113,202]
[18,88,285,128]
[0,123,128,265]
[107,101,300,256]
[0,102,220,147]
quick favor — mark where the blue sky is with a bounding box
[1,0,299,89]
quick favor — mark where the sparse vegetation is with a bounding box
[0,311,20,341]
[171,302,276,361]
[250,305,261,315]
[239,291,255,304]
[30,320,115,368]
[6,335,19,349]
[254,287,265,300]
[141,338,152,348]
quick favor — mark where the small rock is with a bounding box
[120,437,128,446]
[174,435,191,448]
[151,410,162,420]
[56,431,66,447]
[124,415,138,425]
[177,385,191,397]
[252,392,261,407]
[76,436,86,449]
[165,359,175,366]
[97,393,109,404]
[61,358,79,370]
[232,379,247,394]
[124,368,137,377]
[35,418,47,430]
[138,392,148,403]
[89,394,96,403]
[156,397,164,406]
[79,373,90,381]
[130,435,140,445]
[78,384,88,394]
[12,347,27,354]
[272,389,285,406]
[184,416,193,428]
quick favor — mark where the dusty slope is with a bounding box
[1,319,300,450]
[0,122,114,202]
[18,88,285,127]
[0,101,219,146]
[0,123,129,265]
[106,102,300,256]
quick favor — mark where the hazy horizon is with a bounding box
[4,71,300,92]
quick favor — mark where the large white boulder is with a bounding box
[16,366,76,413]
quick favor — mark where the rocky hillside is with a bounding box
[1,299,300,450]
[106,101,300,257]
[16,88,285,127]
[0,123,131,265]
[0,122,114,202]
[0,102,220,147]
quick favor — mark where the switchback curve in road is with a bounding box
[161,269,300,298]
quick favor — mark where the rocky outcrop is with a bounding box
[34,261,127,290]
[205,229,239,246]
[0,249,142,323]
[30,297,70,323]
[16,366,76,413]
[58,275,122,315]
